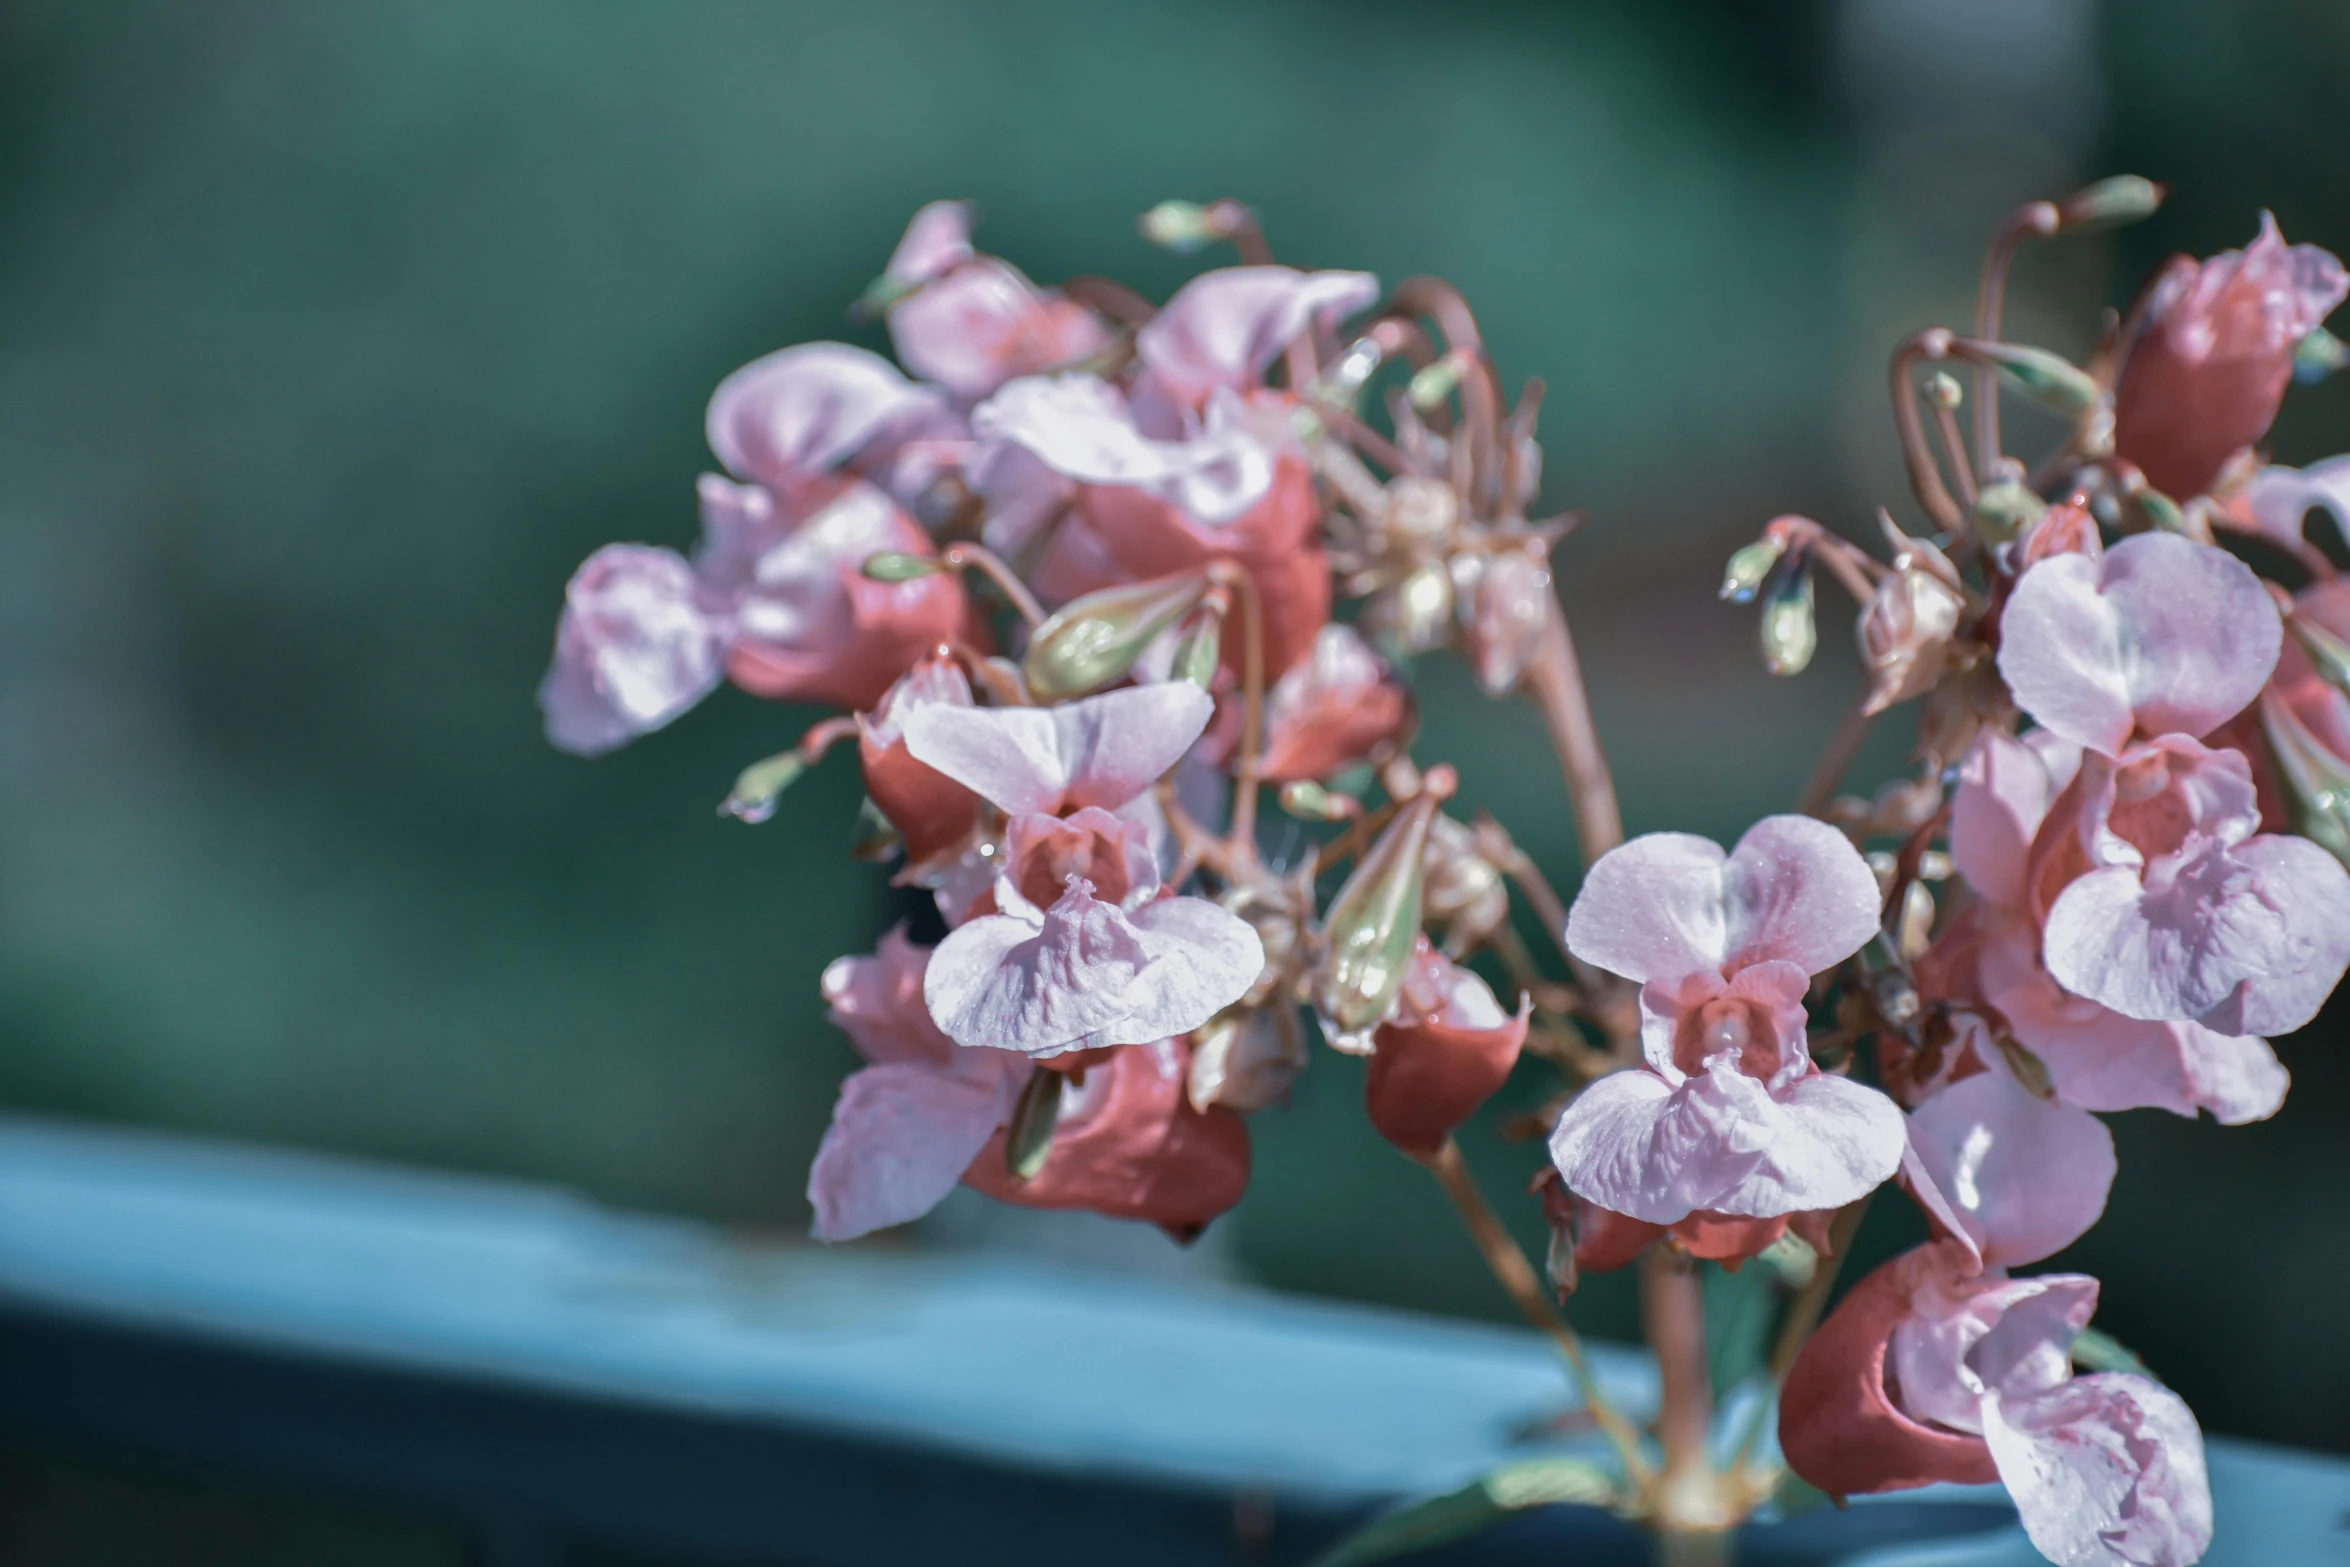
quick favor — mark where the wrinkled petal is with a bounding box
[1888,1269,2099,1437]
[540,545,728,756]
[821,926,958,1068]
[807,1056,1026,1241]
[1999,533,2282,755]
[891,261,1110,400]
[1548,1060,1905,1224]
[1998,961,2289,1123]
[1135,266,1380,406]
[885,199,975,287]
[1953,730,2066,910]
[972,373,1276,524]
[1120,897,1269,1040]
[898,680,1215,816]
[2248,455,2350,549]
[706,344,943,495]
[1905,1068,2115,1269]
[2194,832,2350,1035]
[1637,959,1814,1088]
[1983,1374,2213,1567]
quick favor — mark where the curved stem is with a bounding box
[1891,329,1965,534]
[1061,274,1158,327]
[1524,597,1625,866]
[1212,561,1267,858]
[942,543,1046,627]
[1422,1139,1652,1484]
[1798,698,1875,819]
[1972,201,2061,484]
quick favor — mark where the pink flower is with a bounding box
[2113,212,2347,501]
[1234,624,1413,783]
[882,205,1111,400]
[806,929,1030,1242]
[1132,265,1379,410]
[973,373,1283,525]
[1782,1243,2213,1567]
[897,680,1217,819]
[960,1039,1252,1241]
[539,546,729,756]
[704,343,946,509]
[1548,816,1906,1224]
[859,655,983,869]
[1363,940,1529,1157]
[1904,1061,2116,1270]
[1997,532,2281,758]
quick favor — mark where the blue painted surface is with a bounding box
[0,1115,2340,1564]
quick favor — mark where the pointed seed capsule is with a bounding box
[861,551,944,583]
[2055,175,2166,233]
[1759,557,1818,676]
[719,752,806,824]
[1314,772,1452,1035]
[1963,341,2101,418]
[1720,539,1785,604]
[1023,571,1211,700]
[1005,1069,1065,1181]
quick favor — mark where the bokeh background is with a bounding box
[4,0,2348,1553]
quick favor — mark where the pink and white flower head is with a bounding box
[901,683,1265,1058]
[1548,815,1907,1224]
[1930,727,2307,1121]
[882,204,1112,401]
[1782,1242,2213,1567]
[704,343,946,510]
[1132,265,1379,411]
[806,928,1031,1242]
[973,373,1286,526]
[1997,531,2281,760]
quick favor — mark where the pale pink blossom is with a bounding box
[704,343,944,505]
[539,545,728,756]
[1997,532,2281,758]
[1133,266,1379,409]
[973,373,1283,525]
[1548,816,1906,1223]
[882,199,977,289]
[898,680,1216,818]
[883,207,1110,400]
[806,929,1030,1241]
[1904,1060,2115,1268]
[2247,455,2350,551]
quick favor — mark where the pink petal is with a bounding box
[821,927,958,1068]
[2248,456,2350,549]
[1636,960,1814,1087]
[1565,833,1732,984]
[1952,730,2063,910]
[1720,815,1886,975]
[1983,1374,2213,1567]
[705,344,943,495]
[971,374,1277,525]
[539,545,728,756]
[1547,1060,1905,1224]
[2194,832,2350,1036]
[806,1056,1026,1241]
[898,682,1214,817]
[1905,1068,2115,1268]
[1120,896,1269,1041]
[885,200,975,287]
[1999,966,2288,1123]
[2000,533,2282,755]
[1888,1270,2098,1437]
[890,261,1110,400]
[1136,267,1379,407]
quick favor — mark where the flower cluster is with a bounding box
[543,186,2350,1563]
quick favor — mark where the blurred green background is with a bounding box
[2,9,2346,1544]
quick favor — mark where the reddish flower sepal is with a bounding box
[1778,1241,2001,1498]
[1364,944,1528,1158]
[961,1041,1252,1241]
[1548,1180,1822,1274]
[858,655,982,867]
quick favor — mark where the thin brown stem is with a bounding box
[1523,597,1624,865]
[1061,275,1157,328]
[1214,561,1268,857]
[1723,1198,1875,1480]
[1640,1248,1722,1526]
[942,543,1046,627]
[1928,389,1979,512]
[1891,329,1965,534]
[1972,201,2061,484]
[1798,698,1876,819]
[1422,1139,1652,1482]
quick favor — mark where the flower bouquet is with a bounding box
[541,185,2350,1565]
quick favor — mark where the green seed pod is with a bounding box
[1972,479,2048,545]
[1719,538,1785,604]
[2296,326,2348,386]
[1022,571,1211,700]
[1966,341,2101,418]
[719,751,807,824]
[2056,175,2165,234]
[1315,788,1444,1037]
[1171,613,1223,689]
[1759,560,1818,676]
[1138,200,1216,254]
[861,551,944,583]
[1005,1070,1065,1181]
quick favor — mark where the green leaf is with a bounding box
[2071,1326,2157,1382]
[1312,1458,1618,1567]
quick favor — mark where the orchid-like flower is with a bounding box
[881,202,1112,401]
[2112,212,2347,501]
[806,928,1031,1242]
[1131,265,1379,410]
[541,346,967,753]
[1548,815,1907,1225]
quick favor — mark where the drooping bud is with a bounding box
[1279,780,1360,822]
[2261,692,2350,864]
[1022,570,1211,700]
[1924,371,1964,410]
[719,751,806,824]
[861,550,945,583]
[1314,772,1452,1041]
[1961,340,2102,418]
[1171,608,1224,690]
[1138,200,1217,254]
[1005,1069,1065,1181]
[1971,479,2047,544]
[1409,350,1474,410]
[1760,555,1818,676]
[2295,326,2349,386]
[1719,538,1785,604]
[2055,175,2166,234]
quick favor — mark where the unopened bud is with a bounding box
[1315,778,1450,1035]
[1005,1069,1065,1181]
[1138,200,1217,253]
[1279,780,1359,821]
[719,751,806,824]
[1895,878,1937,962]
[1386,476,1459,544]
[1962,340,2102,418]
[1759,559,1817,676]
[1971,478,2048,544]
[1409,351,1473,410]
[1171,611,1223,689]
[1023,571,1210,700]
[1719,538,1784,604]
[861,551,943,583]
[2055,175,2166,233]
[1924,371,1964,410]
[2296,326,2349,386]
[2262,693,2350,866]
[1186,1009,1308,1113]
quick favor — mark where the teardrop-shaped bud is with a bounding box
[1171,611,1223,690]
[1138,200,1216,254]
[1961,340,2101,418]
[719,751,806,824]
[1719,538,1785,604]
[2295,326,2348,386]
[1279,780,1360,821]
[861,551,945,583]
[1760,557,1818,676]
[1005,1068,1065,1181]
[2260,692,2350,865]
[1409,351,1471,411]
[1924,371,1964,410]
[1314,777,1449,1037]
[2056,175,2165,233]
[1971,478,2048,544]
[1023,570,1211,700]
